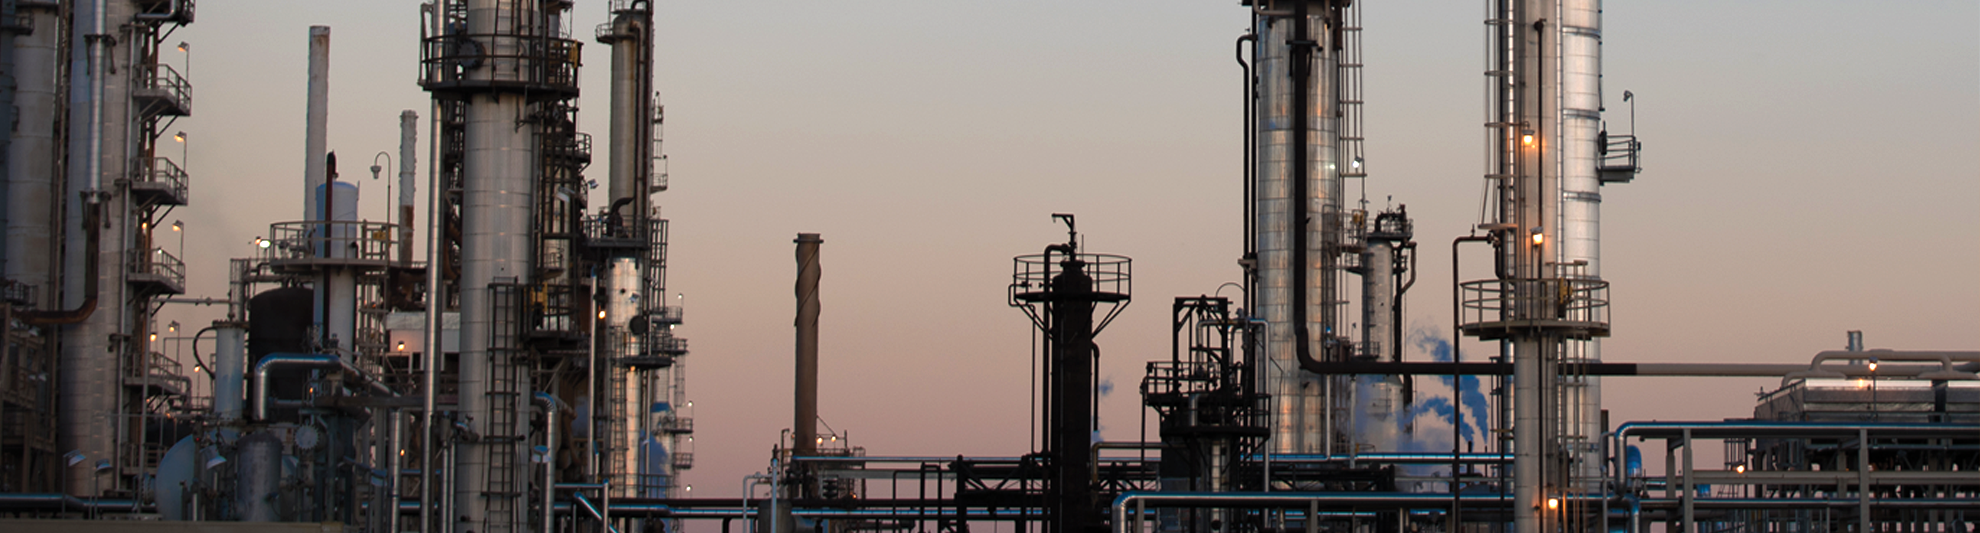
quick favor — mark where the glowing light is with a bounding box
[396,341,407,352]
[1735,464,1747,474]
[1546,498,1560,510]
[816,437,824,445]
[1856,379,1868,389]
[1531,232,1545,246]
[1868,358,1878,372]
[598,309,608,320]
[1522,133,1535,146]
[149,333,158,342]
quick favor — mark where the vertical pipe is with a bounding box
[213,321,246,422]
[305,27,330,221]
[399,110,418,266]
[793,234,821,463]
[421,97,443,533]
[390,409,404,533]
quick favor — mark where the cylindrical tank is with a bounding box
[236,431,284,522]
[213,321,247,422]
[249,288,314,361]
[1253,4,1339,455]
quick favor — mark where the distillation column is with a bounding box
[1556,0,1606,493]
[1250,0,1343,457]
[1461,1,1620,532]
[421,0,582,530]
[59,0,135,496]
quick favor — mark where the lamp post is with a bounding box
[171,220,183,260]
[174,131,188,174]
[177,41,190,80]
[371,151,392,223]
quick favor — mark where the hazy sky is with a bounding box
[159,0,1978,501]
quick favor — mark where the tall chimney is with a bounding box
[794,233,822,461]
[305,26,329,220]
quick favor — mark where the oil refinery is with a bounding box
[0,1,1973,533]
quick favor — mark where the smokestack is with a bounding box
[305,26,329,221]
[794,233,822,459]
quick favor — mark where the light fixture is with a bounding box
[1521,131,1535,146]
[1868,358,1878,372]
[1545,497,1560,510]
[149,332,158,342]
[255,237,271,249]
[685,485,693,492]
[171,220,182,232]
[396,341,407,351]
[177,42,188,53]
[174,131,186,143]
[815,437,823,445]
[1734,464,1747,474]
[94,459,113,473]
[65,450,86,467]
[598,309,607,320]
[1531,231,1545,246]
[169,321,179,332]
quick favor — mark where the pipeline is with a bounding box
[250,352,397,420]
[20,199,98,324]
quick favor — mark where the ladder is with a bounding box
[483,281,526,533]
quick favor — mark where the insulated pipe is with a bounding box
[419,97,443,533]
[212,321,246,422]
[793,234,822,463]
[305,26,329,221]
[250,352,395,421]
[1111,492,1521,533]
[398,110,417,266]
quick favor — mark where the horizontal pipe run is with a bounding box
[1246,453,1513,464]
[1297,360,1975,379]
[252,352,397,420]
[1637,498,1980,511]
[0,493,152,512]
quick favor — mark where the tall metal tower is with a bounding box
[1242,0,1355,459]
[1460,1,1637,533]
[419,1,584,531]
[50,0,196,498]
[1010,215,1130,533]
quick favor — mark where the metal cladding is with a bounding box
[6,2,62,303]
[59,0,135,497]
[1251,1,1341,455]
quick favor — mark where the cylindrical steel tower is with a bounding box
[420,0,582,530]
[1249,0,1344,456]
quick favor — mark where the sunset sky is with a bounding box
[157,0,1977,504]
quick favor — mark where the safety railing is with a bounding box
[262,220,399,266]
[1458,278,1610,329]
[131,156,190,204]
[658,415,693,434]
[419,33,581,94]
[1599,134,1641,183]
[130,247,186,290]
[1141,360,1226,398]
[136,64,192,115]
[649,305,683,325]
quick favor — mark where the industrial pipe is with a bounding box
[250,352,396,420]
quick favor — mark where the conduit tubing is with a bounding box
[251,352,396,420]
